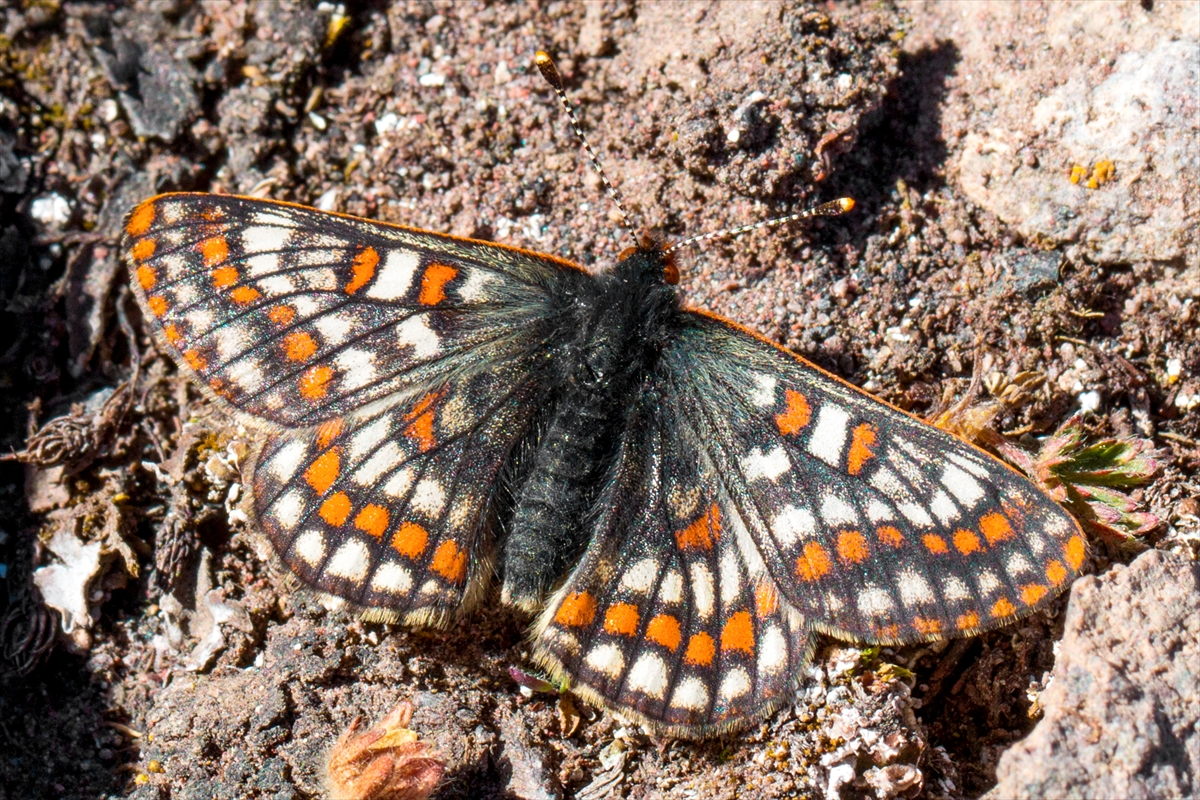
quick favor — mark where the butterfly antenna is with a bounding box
[535,50,636,243]
[662,197,856,256]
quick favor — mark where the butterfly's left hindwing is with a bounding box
[125,193,576,622]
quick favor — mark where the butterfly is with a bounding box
[124,53,1085,739]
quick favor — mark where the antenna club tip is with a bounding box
[837,197,855,212]
[534,50,552,66]
[534,50,563,89]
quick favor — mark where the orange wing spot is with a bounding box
[402,389,443,453]
[299,365,334,400]
[874,623,901,640]
[876,525,905,547]
[354,504,389,539]
[720,610,755,655]
[131,238,156,261]
[837,530,869,563]
[209,378,232,400]
[345,247,379,294]
[136,265,157,290]
[304,448,341,494]
[391,521,429,559]
[554,591,597,628]
[418,263,458,306]
[795,542,831,582]
[431,540,467,583]
[126,202,156,236]
[846,423,878,475]
[980,512,1014,545]
[912,617,942,636]
[316,418,344,449]
[683,632,716,667]
[199,236,230,268]
[319,492,352,526]
[182,349,207,371]
[603,603,640,637]
[1045,559,1068,586]
[1020,583,1049,606]
[754,581,779,618]
[923,534,949,555]
[1064,534,1086,570]
[163,324,182,345]
[775,388,812,435]
[230,285,261,305]
[147,295,169,317]
[645,614,682,651]
[268,304,296,326]
[674,503,721,551]
[991,597,1017,618]
[956,611,981,630]
[283,331,318,362]
[953,528,982,555]
[211,266,239,289]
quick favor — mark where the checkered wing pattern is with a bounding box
[668,313,1087,644]
[125,193,571,622]
[534,383,815,736]
[124,193,578,428]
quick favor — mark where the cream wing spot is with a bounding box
[857,585,895,616]
[396,315,440,359]
[327,541,372,582]
[660,571,684,604]
[943,576,971,601]
[929,490,960,525]
[365,249,419,300]
[941,463,986,508]
[670,676,710,711]
[897,570,936,606]
[314,313,354,347]
[866,499,895,522]
[241,225,291,254]
[807,404,850,468]
[273,490,305,530]
[266,440,307,481]
[719,550,742,609]
[898,502,935,527]
[258,273,296,295]
[334,347,378,391]
[619,559,659,594]
[947,450,991,478]
[718,668,752,702]
[585,643,625,679]
[750,373,777,407]
[759,625,788,674]
[772,504,816,545]
[294,529,326,567]
[250,211,298,227]
[411,478,446,517]
[371,561,413,594]
[225,355,267,394]
[740,445,791,482]
[347,416,392,461]
[1006,553,1034,577]
[627,653,669,700]
[690,563,715,620]
[383,466,415,499]
[977,569,1002,595]
[820,493,859,527]
[456,268,494,301]
[353,442,404,486]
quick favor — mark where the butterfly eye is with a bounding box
[662,257,680,285]
[618,246,638,262]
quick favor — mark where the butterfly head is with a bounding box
[616,231,680,287]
